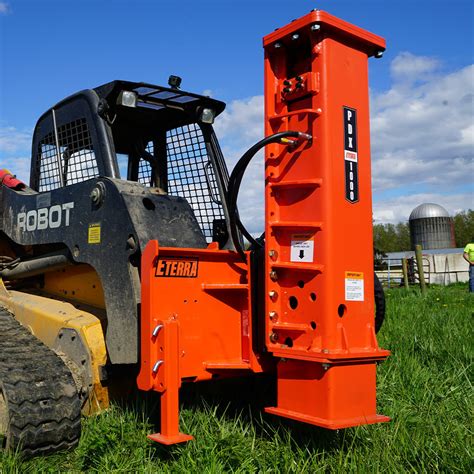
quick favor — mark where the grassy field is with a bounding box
[1,284,472,472]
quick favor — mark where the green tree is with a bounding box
[373,222,410,253]
[453,209,474,247]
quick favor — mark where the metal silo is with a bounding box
[409,203,456,250]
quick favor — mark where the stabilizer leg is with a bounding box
[147,318,193,445]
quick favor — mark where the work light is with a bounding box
[117,90,137,108]
[200,108,215,124]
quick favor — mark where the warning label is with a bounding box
[290,234,314,262]
[345,271,364,301]
[88,223,101,244]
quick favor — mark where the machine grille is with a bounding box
[37,118,98,191]
[138,124,225,242]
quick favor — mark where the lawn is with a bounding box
[1,284,472,472]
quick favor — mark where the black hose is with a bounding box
[227,131,311,260]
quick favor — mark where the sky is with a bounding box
[0,0,473,233]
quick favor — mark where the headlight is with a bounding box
[117,90,137,108]
[200,108,215,124]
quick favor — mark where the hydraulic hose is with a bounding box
[227,131,312,260]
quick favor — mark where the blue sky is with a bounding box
[0,0,473,228]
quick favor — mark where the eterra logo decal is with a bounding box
[155,258,199,278]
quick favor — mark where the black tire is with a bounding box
[374,273,385,333]
[0,307,81,456]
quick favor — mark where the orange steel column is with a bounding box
[263,11,390,428]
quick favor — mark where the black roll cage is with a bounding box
[29,80,234,247]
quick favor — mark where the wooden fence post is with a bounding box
[402,258,409,289]
[415,245,427,294]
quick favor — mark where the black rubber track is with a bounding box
[374,273,386,334]
[0,307,81,456]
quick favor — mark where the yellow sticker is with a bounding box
[345,271,364,301]
[345,271,363,279]
[88,223,101,244]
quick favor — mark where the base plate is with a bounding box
[147,432,194,445]
[265,407,390,430]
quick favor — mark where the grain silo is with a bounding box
[409,203,455,250]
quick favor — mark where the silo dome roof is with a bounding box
[409,203,450,220]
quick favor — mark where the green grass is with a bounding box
[1,284,473,473]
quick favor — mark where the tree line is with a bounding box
[373,209,473,254]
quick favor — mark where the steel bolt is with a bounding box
[322,348,329,354]
[90,188,100,203]
[269,290,278,300]
[375,50,384,59]
[291,33,300,41]
[322,363,330,371]
[269,311,278,321]
[311,24,321,31]
[274,42,282,49]
[127,235,137,251]
[269,332,279,343]
[270,270,278,281]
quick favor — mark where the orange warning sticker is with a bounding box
[345,271,364,301]
[345,271,363,279]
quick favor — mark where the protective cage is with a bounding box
[36,117,99,191]
[137,123,226,242]
[32,109,226,243]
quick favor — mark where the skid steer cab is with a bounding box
[0,9,388,455]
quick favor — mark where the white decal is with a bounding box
[345,271,364,301]
[17,202,75,232]
[290,234,314,262]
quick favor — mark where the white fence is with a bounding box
[375,250,469,287]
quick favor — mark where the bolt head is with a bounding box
[274,42,282,49]
[291,33,300,41]
[269,332,279,343]
[269,311,278,321]
[270,270,278,281]
[375,50,384,59]
[90,188,99,202]
[311,24,321,31]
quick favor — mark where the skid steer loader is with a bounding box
[0,10,388,455]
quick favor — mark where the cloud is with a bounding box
[373,192,472,224]
[390,52,440,83]
[214,95,264,165]
[370,61,473,194]
[0,2,9,14]
[214,96,265,234]
[0,127,32,182]
[0,126,32,154]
